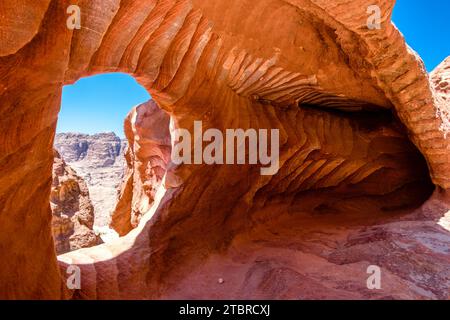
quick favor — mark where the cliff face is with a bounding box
[0,0,449,300]
[54,132,127,228]
[51,151,100,254]
[111,100,171,235]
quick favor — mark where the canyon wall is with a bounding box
[111,100,171,236]
[54,132,127,229]
[0,0,449,299]
[51,150,101,254]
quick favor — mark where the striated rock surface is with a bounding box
[54,132,127,228]
[111,100,171,235]
[51,150,101,254]
[160,189,450,300]
[0,1,449,300]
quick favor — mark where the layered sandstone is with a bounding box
[51,151,101,254]
[0,0,449,300]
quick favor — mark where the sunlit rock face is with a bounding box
[55,132,127,228]
[51,150,101,254]
[0,0,449,300]
[111,100,171,236]
[431,57,450,130]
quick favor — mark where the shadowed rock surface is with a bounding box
[0,0,449,300]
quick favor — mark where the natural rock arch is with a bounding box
[0,0,448,299]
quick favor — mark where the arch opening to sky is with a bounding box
[57,73,151,137]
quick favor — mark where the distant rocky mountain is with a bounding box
[54,132,127,166]
[54,132,127,232]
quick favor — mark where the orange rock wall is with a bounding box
[0,0,448,299]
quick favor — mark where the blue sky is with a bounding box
[392,0,450,72]
[57,1,449,137]
[58,73,150,137]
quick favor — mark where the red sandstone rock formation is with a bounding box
[111,100,171,236]
[0,0,449,299]
[51,151,101,254]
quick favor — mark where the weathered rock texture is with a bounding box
[111,100,171,235]
[431,57,450,126]
[51,151,101,254]
[0,0,449,299]
[55,132,127,228]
